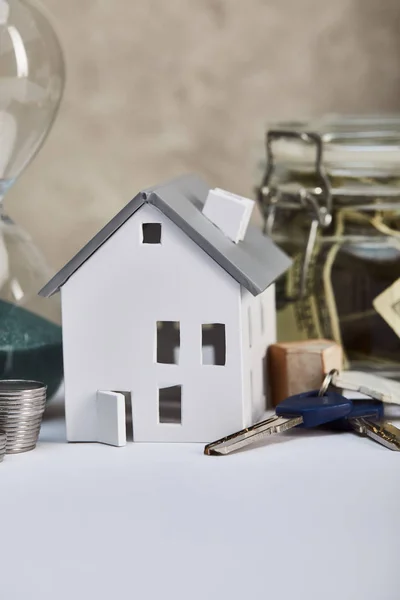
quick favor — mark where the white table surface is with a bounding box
[1,394,400,600]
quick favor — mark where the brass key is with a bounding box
[350,418,400,451]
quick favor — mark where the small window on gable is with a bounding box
[202,324,226,366]
[142,223,161,244]
[157,321,180,364]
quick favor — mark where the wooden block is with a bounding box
[268,339,343,407]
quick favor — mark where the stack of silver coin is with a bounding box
[0,431,5,462]
[0,380,47,454]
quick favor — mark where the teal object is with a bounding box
[0,300,63,399]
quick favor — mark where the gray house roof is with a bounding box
[39,174,291,298]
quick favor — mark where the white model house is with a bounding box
[40,175,291,445]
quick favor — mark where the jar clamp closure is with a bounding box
[257,115,400,378]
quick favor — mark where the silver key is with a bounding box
[322,369,400,451]
[204,415,303,456]
[329,369,400,406]
[204,387,352,456]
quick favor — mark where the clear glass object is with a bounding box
[257,115,400,379]
[0,0,65,397]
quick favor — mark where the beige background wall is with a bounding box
[7,0,400,271]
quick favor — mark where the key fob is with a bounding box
[276,390,352,428]
[323,400,384,432]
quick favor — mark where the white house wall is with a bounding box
[240,284,276,424]
[61,203,245,443]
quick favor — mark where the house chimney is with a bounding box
[202,188,255,244]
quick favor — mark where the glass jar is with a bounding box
[0,0,65,398]
[257,115,400,378]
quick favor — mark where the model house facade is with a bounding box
[40,175,290,445]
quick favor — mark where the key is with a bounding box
[338,399,400,451]
[204,390,352,456]
[326,399,384,431]
[319,394,400,451]
[322,369,400,406]
[350,418,400,451]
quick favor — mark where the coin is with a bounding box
[0,380,47,454]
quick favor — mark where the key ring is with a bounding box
[319,369,339,397]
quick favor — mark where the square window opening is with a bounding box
[159,385,182,424]
[202,323,226,366]
[157,321,180,364]
[142,223,162,244]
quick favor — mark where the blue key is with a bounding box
[322,399,400,451]
[275,390,353,427]
[324,400,384,431]
[204,389,353,456]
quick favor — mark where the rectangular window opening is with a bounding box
[248,307,252,348]
[159,385,182,424]
[142,223,162,244]
[157,321,180,364]
[202,323,226,366]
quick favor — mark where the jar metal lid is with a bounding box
[270,114,400,177]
